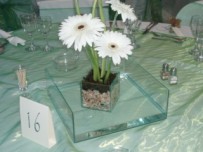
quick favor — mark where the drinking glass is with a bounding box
[54,49,79,72]
[15,64,29,97]
[20,14,37,52]
[195,17,203,61]
[125,15,142,49]
[38,16,52,52]
[189,15,200,55]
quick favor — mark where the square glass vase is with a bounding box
[81,72,120,112]
[45,59,169,143]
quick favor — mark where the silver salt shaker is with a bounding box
[169,67,178,85]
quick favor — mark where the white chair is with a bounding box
[176,0,203,26]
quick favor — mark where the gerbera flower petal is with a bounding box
[111,54,120,65]
[59,14,105,51]
[94,31,133,65]
[106,0,137,22]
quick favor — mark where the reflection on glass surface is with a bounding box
[102,147,129,152]
[53,50,79,72]
[45,59,169,143]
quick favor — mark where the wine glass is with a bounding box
[125,15,142,49]
[195,17,203,61]
[189,15,200,55]
[20,14,38,52]
[38,16,52,52]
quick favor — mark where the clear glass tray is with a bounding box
[46,60,169,143]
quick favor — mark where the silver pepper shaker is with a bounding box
[169,67,178,85]
[160,63,170,80]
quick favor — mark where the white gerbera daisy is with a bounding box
[59,14,105,51]
[94,31,133,65]
[106,0,137,22]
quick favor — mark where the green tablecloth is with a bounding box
[1,23,203,152]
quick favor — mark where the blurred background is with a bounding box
[0,0,200,31]
[125,0,198,22]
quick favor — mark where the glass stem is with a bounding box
[194,37,199,49]
[44,33,49,47]
[112,12,118,31]
[29,33,34,47]
[200,50,203,57]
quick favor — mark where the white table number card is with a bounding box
[20,96,56,148]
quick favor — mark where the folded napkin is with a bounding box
[0,29,26,46]
[171,27,184,37]
[140,22,193,37]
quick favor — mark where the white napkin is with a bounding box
[0,29,26,46]
[171,27,185,37]
[140,22,194,37]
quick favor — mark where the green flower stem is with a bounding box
[98,0,105,23]
[85,0,108,83]
[74,0,81,15]
[90,48,101,81]
[90,47,97,59]
[104,61,112,84]
[93,64,99,81]
[90,47,99,72]
[92,0,98,17]
[101,58,106,78]
[112,12,119,30]
[86,47,100,81]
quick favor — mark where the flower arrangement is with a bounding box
[59,0,137,84]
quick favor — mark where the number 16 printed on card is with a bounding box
[20,96,56,148]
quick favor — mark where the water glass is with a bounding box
[125,15,142,49]
[38,16,52,52]
[196,38,203,61]
[189,15,200,55]
[20,14,38,52]
[53,48,79,71]
[195,17,203,61]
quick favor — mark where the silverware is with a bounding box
[143,22,158,34]
[152,37,184,43]
[151,33,186,43]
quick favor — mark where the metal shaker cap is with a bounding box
[162,63,169,72]
[170,67,177,76]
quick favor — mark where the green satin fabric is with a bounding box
[1,23,203,152]
[0,0,39,31]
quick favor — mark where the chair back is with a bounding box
[176,1,203,26]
